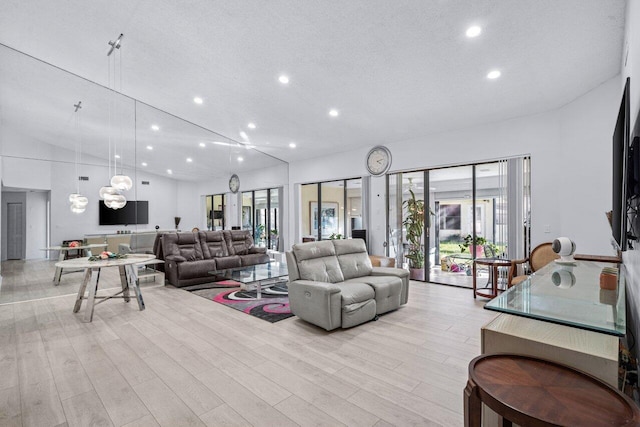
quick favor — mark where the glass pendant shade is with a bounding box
[71,195,89,208]
[99,185,118,199]
[69,193,80,203]
[108,194,127,210]
[110,175,133,191]
[70,205,86,214]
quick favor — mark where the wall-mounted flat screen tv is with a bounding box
[99,201,149,225]
[612,77,630,251]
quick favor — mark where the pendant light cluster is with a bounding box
[100,33,133,210]
[69,101,89,214]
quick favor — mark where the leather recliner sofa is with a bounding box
[286,239,409,330]
[160,230,270,287]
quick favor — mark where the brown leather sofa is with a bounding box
[158,230,270,287]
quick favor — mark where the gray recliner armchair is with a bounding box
[286,239,409,331]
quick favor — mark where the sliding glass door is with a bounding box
[205,194,226,230]
[387,157,530,286]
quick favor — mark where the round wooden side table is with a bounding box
[464,353,640,427]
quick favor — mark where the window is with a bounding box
[439,204,461,230]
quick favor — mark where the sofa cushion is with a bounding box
[162,232,204,261]
[177,259,217,280]
[214,255,242,270]
[224,230,255,255]
[344,275,402,314]
[199,231,230,259]
[293,240,335,261]
[298,257,345,283]
[338,281,375,305]
[332,239,373,280]
[240,253,271,266]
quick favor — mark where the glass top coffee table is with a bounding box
[210,261,289,299]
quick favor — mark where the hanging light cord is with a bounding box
[74,101,82,195]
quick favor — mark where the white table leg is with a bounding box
[73,268,91,313]
[125,264,145,311]
[84,267,100,322]
[53,251,65,285]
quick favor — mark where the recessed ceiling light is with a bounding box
[247,122,256,129]
[167,169,173,175]
[141,162,147,167]
[329,109,339,117]
[466,26,482,38]
[239,131,248,140]
[289,142,296,148]
[146,145,153,150]
[487,70,501,79]
[114,154,120,159]
[193,97,203,105]
[278,75,289,84]
[237,156,244,162]
[151,124,160,131]
[186,158,193,163]
[199,142,206,147]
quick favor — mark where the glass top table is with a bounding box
[211,261,289,299]
[484,260,625,336]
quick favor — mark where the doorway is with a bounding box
[7,202,24,260]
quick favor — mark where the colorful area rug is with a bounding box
[190,281,294,323]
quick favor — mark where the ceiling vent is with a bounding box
[141,181,150,185]
[78,176,89,181]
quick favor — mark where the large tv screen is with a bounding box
[612,77,630,251]
[99,201,149,225]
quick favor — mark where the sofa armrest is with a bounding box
[371,266,410,305]
[165,254,187,263]
[249,247,267,254]
[288,280,342,331]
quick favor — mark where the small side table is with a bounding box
[464,353,640,427]
[473,257,512,299]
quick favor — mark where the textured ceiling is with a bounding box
[0,0,627,165]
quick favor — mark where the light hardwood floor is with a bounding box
[0,260,497,427]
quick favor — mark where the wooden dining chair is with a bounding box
[510,242,559,286]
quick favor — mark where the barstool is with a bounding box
[464,353,640,426]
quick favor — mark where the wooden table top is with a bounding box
[469,353,640,426]
[475,257,512,267]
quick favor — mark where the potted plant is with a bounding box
[459,234,487,257]
[402,189,433,280]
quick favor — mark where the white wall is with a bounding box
[286,76,620,257]
[25,191,48,259]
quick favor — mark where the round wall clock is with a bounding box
[229,174,240,193]
[365,145,392,176]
